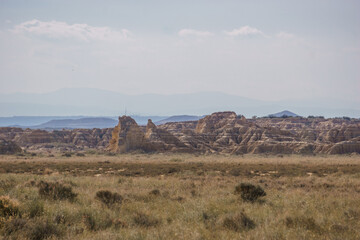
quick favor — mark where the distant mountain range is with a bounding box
[0,116,167,129]
[155,115,203,125]
[0,115,204,129]
[30,118,118,129]
[269,110,299,118]
[0,88,359,118]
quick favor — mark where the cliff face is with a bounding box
[1,112,360,154]
[157,112,360,154]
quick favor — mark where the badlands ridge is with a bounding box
[1,112,360,155]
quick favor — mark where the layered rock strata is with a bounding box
[1,112,359,154]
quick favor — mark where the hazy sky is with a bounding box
[0,0,359,102]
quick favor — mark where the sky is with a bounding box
[0,0,359,103]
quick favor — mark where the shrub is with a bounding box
[223,212,255,232]
[95,190,123,207]
[81,211,113,231]
[149,189,160,196]
[62,152,72,157]
[133,212,160,228]
[3,218,27,236]
[234,183,266,202]
[285,216,323,233]
[82,213,96,231]
[76,152,85,157]
[27,220,61,240]
[0,196,21,225]
[27,199,44,218]
[37,181,77,201]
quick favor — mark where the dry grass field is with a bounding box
[1,153,360,239]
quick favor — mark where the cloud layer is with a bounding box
[225,26,264,37]
[13,19,131,41]
[178,29,213,37]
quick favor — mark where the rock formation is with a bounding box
[0,112,359,154]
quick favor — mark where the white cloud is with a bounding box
[178,29,213,37]
[277,31,295,40]
[225,26,264,37]
[12,19,131,41]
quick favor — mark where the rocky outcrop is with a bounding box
[0,127,113,151]
[144,119,190,152]
[108,117,191,153]
[110,116,150,153]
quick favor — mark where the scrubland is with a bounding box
[1,153,360,239]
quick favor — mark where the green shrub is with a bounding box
[38,181,77,201]
[234,183,266,202]
[95,190,123,207]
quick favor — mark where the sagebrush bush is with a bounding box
[223,212,256,232]
[235,183,266,202]
[37,181,77,201]
[0,196,21,226]
[95,190,123,207]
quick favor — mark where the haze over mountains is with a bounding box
[0,88,359,118]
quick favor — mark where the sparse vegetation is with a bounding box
[0,154,359,239]
[37,181,77,201]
